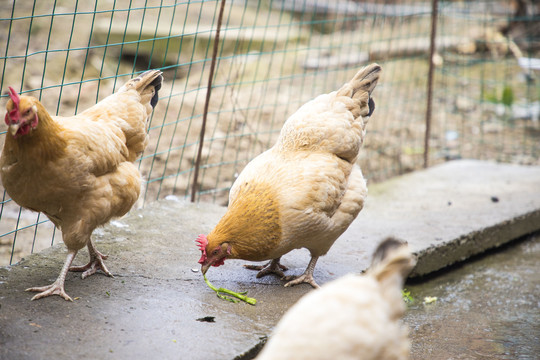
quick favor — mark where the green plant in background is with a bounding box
[501,85,515,109]
[484,84,515,124]
[484,84,515,109]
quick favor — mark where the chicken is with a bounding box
[1,70,163,301]
[255,237,416,360]
[197,64,381,288]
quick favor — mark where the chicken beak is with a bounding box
[8,123,20,136]
[201,263,210,275]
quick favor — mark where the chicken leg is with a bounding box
[283,256,320,288]
[69,238,113,279]
[245,257,288,278]
[26,249,77,301]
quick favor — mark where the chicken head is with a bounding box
[197,234,231,274]
[4,87,39,137]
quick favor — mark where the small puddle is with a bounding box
[403,233,540,359]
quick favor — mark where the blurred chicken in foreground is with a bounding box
[197,64,381,288]
[255,237,416,360]
[1,70,162,301]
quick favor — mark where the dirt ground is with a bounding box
[1,0,539,265]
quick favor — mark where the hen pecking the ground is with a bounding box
[255,237,416,360]
[1,70,162,301]
[197,63,381,288]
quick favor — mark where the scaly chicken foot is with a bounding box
[283,256,320,289]
[69,239,113,279]
[26,250,76,301]
[26,281,73,301]
[244,258,288,278]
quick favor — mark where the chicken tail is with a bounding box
[368,237,416,290]
[112,70,162,160]
[118,70,163,110]
[336,63,381,121]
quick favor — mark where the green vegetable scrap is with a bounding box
[203,274,257,305]
[402,289,413,304]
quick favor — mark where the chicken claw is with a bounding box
[26,250,76,301]
[244,258,288,278]
[69,255,113,279]
[283,256,320,289]
[69,240,113,279]
[283,273,320,289]
[26,281,73,302]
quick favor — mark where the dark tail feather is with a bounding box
[337,63,381,120]
[120,70,163,109]
[367,97,375,117]
[369,237,416,284]
[147,71,162,108]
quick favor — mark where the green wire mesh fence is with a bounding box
[1,0,539,265]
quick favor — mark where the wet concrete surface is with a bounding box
[0,198,309,360]
[0,160,539,359]
[405,233,540,360]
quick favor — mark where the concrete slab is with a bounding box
[1,160,539,360]
[351,159,540,277]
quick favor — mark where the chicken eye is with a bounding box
[212,249,219,256]
[24,109,32,116]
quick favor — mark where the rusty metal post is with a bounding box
[424,0,438,168]
[191,0,227,202]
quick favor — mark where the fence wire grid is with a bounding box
[1,0,539,265]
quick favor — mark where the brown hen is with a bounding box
[1,70,162,300]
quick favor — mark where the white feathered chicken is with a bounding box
[197,64,381,288]
[255,237,416,360]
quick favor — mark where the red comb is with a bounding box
[7,87,20,109]
[5,87,21,126]
[196,234,208,263]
